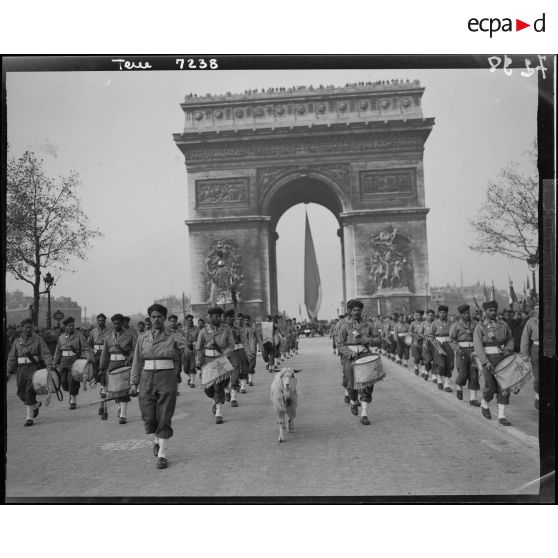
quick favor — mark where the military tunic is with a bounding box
[182,324,200,375]
[131,329,186,439]
[196,324,234,404]
[87,326,111,382]
[409,319,424,365]
[337,318,376,403]
[473,318,514,404]
[449,317,479,389]
[7,334,53,405]
[54,332,92,396]
[520,317,539,394]
[419,319,435,372]
[394,321,411,360]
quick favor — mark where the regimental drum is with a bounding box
[70,359,96,383]
[404,334,413,346]
[32,367,61,395]
[354,354,386,388]
[107,366,132,397]
[201,355,234,387]
[492,354,532,395]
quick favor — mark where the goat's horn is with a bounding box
[293,369,302,373]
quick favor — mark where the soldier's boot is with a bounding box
[119,402,128,424]
[239,379,247,394]
[248,373,254,386]
[230,389,239,407]
[215,403,224,424]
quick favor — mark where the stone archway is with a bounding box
[174,81,434,318]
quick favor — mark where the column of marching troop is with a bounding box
[6,305,302,470]
[331,299,539,427]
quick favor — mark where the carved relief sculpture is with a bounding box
[205,239,245,304]
[367,226,414,293]
[196,178,249,207]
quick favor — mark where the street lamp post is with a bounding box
[527,250,539,305]
[42,272,55,329]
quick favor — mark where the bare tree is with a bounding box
[6,151,103,326]
[469,146,538,261]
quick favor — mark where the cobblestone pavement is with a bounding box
[5,337,540,499]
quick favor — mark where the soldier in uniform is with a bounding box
[430,305,454,392]
[7,318,54,426]
[520,303,539,409]
[144,317,152,331]
[98,313,135,423]
[473,300,515,425]
[419,309,436,381]
[409,310,424,376]
[223,309,248,407]
[130,304,187,469]
[54,316,93,410]
[182,314,200,388]
[87,313,110,394]
[394,313,411,367]
[195,306,235,424]
[167,314,185,395]
[449,304,480,405]
[137,321,146,335]
[240,314,258,388]
[337,299,377,425]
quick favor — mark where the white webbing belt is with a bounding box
[110,354,126,361]
[18,357,37,364]
[483,346,501,355]
[204,349,220,357]
[143,359,174,370]
[62,350,76,357]
[458,342,474,348]
[234,343,244,350]
[435,336,450,343]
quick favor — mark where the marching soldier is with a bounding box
[419,309,436,381]
[167,314,185,395]
[337,299,377,425]
[473,300,515,426]
[387,314,398,360]
[195,306,234,424]
[87,313,110,392]
[236,313,253,392]
[520,303,539,409]
[137,321,146,335]
[409,310,424,376]
[430,305,454,392]
[130,304,187,469]
[182,314,200,388]
[242,315,260,386]
[6,318,54,426]
[98,313,135,424]
[394,313,410,367]
[54,316,93,410]
[223,309,248,407]
[144,317,152,331]
[449,304,480,405]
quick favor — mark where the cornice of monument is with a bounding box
[340,207,430,219]
[177,81,428,135]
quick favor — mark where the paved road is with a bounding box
[5,336,540,499]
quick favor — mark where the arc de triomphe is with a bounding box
[173,81,434,319]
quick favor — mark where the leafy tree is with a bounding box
[6,150,102,326]
[469,146,538,262]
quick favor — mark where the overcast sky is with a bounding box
[5,67,538,319]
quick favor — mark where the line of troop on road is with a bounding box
[331,298,539,428]
[6,305,303,470]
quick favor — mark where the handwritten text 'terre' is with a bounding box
[111,59,152,71]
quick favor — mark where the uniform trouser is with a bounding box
[183,348,196,374]
[105,360,131,402]
[228,351,241,389]
[139,368,177,439]
[262,342,274,364]
[482,354,510,405]
[531,344,539,394]
[59,356,81,396]
[237,349,249,380]
[389,339,397,355]
[16,363,39,405]
[341,355,375,403]
[396,338,410,360]
[411,344,422,366]
[176,353,183,384]
[92,352,102,382]
[248,352,256,374]
[422,343,434,371]
[454,348,480,390]
[433,342,454,378]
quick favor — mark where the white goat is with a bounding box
[270,367,301,442]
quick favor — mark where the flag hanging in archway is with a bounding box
[304,209,322,320]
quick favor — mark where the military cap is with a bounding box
[185,314,193,320]
[392,312,400,319]
[97,313,107,320]
[347,299,364,310]
[147,303,168,317]
[207,306,224,316]
[417,310,425,315]
[111,313,124,322]
[63,316,75,325]
[483,300,498,310]
[123,316,131,322]
[144,317,152,323]
[168,314,178,321]
[21,318,33,326]
[438,305,449,312]
[426,309,435,315]
[224,309,235,318]
[457,304,470,314]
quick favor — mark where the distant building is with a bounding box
[428,282,508,314]
[153,294,191,323]
[5,290,82,327]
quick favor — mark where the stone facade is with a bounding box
[174,82,434,319]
